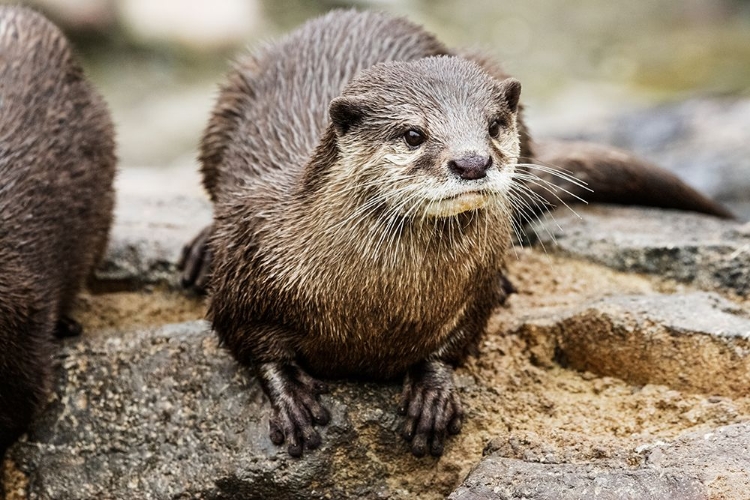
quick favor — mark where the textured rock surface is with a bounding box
[529,205,750,295]
[449,422,750,500]
[515,291,750,396]
[6,248,750,499]
[4,316,545,500]
[8,322,410,500]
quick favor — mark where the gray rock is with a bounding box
[95,168,212,291]
[515,291,750,396]
[449,422,750,500]
[449,459,707,500]
[6,321,456,500]
[529,205,750,296]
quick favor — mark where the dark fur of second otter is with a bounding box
[183,10,732,458]
[0,6,116,462]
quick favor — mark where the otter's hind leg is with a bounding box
[0,324,51,457]
[179,224,213,293]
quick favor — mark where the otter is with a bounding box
[0,6,116,464]
[181,10,732,457]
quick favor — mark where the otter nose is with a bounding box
[448,155,493,180]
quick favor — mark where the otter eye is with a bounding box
[488,119,503,139]
[403,129,426,148]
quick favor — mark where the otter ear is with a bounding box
[495,78,522,113]
[329,96,370,136]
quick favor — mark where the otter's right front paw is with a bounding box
[259,362,331,457]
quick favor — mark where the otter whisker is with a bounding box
[507,183,559,244]
[512,171,590,205]
[516,156,579,179]
[379,200,412,263]
[511,173,586,220]
[514,163,590,190]
[506,188,546,242]
[508,180,554,213]
[506,189,551,253]
[514,158,591,190]
[495,199,522,258]
[370,188,421,260]
[393,191,428,263]
[509,181,563,232]
[329,182,417,234]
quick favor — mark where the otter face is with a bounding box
[328,56,521,219]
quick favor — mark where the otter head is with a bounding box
[326,56,521,219]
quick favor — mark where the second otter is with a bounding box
[185,10,732,458]
[0,6,116,464]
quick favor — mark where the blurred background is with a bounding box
[4,0,750,216]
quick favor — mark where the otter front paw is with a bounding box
[178,224,213,293]
[259,362,330,458]
[398,360,464,457]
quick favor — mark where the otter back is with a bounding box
[199,10,449,202]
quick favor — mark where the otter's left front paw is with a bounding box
[398,360,464,457]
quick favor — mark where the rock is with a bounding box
[514,291,750,396]
[6,251,750,498]
[95,167,212,291]
[5,322,463,500]
[529,205,750,296]
[449,422,750,500]
[449,458,706,500]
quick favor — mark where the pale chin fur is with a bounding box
[422,167,514,218]
[423,192,490,217]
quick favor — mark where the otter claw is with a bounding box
[399,360,463,457]
[259,361,330,457]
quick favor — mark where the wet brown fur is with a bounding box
[206,12,517,376]
[0,6,116,457]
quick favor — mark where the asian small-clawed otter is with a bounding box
[0,6,116,464]
[181,10,732,457]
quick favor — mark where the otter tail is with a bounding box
[514,140,734,219]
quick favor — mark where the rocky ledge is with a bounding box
[3,99,750,499]
[451,422,750,500]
